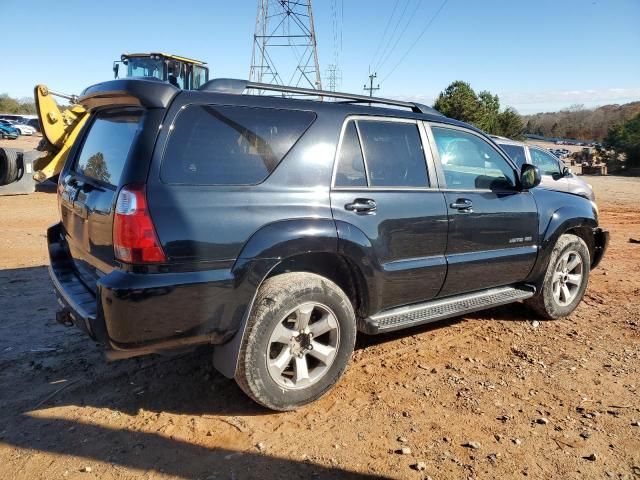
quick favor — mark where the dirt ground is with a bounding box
[0,161,638,479]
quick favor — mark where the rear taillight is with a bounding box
[113,184,166,263]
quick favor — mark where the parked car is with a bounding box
[493,137,595,200]
[0,119,35,136]
[48,78,608,410]
[0,122,19,140]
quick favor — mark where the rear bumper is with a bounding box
[591,227,609,269]
[47,223,258,358]
[48,224,101,338]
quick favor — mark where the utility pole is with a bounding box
[364,72,379,97]
[249,0,322,94]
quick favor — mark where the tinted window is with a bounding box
[432,127,516,190]
[334,121,366,187]
[162,105,315,185]
[358,121,428,187]
[530,148,561,175]
[74,110,142,186]
[499,143,527,168]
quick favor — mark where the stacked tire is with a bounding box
[0,148,22,186]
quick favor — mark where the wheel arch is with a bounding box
[526,204,598,286]
[213,219,372,379]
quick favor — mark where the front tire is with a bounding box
[526,233,590,319]
[235,272,356,411]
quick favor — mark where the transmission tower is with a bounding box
[325,64,342,92]
[249,0,322,93]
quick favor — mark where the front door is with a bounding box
[330,117,448,314]
[427,124,539,297]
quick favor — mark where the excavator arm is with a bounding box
[32,85,89,182]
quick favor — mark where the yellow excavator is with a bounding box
[0,53,208,189]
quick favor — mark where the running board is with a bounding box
[359,285,535,334]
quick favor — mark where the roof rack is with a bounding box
[198,78,442,116]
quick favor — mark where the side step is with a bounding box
[359,285,535,334]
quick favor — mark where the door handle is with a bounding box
[450,198,473,212]
[345,198,377,214]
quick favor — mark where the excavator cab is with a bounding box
[113,53,209,90]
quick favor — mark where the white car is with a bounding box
[0,120,35,136]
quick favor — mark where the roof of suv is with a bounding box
[79,78,480,133]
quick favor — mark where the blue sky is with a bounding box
[2,0,639,113]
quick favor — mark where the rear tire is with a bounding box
[0,148,22,185]
[526,234,590,319]
[235,272,356,411]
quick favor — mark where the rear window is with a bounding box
[74,110,142,186]
[161,105,316,185]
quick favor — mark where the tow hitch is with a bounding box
[56,309,73,327]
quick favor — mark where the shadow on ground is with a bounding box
[0,264,538,478]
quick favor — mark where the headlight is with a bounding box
[590,200,599,217]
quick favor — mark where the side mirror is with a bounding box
[520,164,541,190]
[562,166,572,177]
[113,62,120,79]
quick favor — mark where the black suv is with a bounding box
[48,78,608,410]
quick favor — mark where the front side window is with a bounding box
[74,110,142,186]
[431,127,516,190]
[192,66,208,89]
[499,143,527,169]
[358,120,428,188]
[161,105,316,185]
[530,148,561,176]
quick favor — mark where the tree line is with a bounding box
[523,102,640,142]
[0,94,36,115]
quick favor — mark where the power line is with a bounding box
[380,0,449,84]
[375,0,423,73]
[368,0,401,69]
[372,0,412,72]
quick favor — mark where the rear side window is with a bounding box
[74,110,142,186]
[499,144,527,168]
[334,121,367,187]
[357,120,428,188]
[162,105,316,185]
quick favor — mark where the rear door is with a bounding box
[330,116,448,313]
[426,124,539,297]
[59,109,143,288]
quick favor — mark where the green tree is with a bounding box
[433,81,482,125]
[498,108,524,139]
[433,81,523,139]
[477,90,500,133]
[604,113,640,168]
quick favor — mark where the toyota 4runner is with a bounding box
[48,78,609,410]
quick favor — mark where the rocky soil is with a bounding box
[0,172,638,479]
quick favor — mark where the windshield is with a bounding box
[124,57,164,80]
